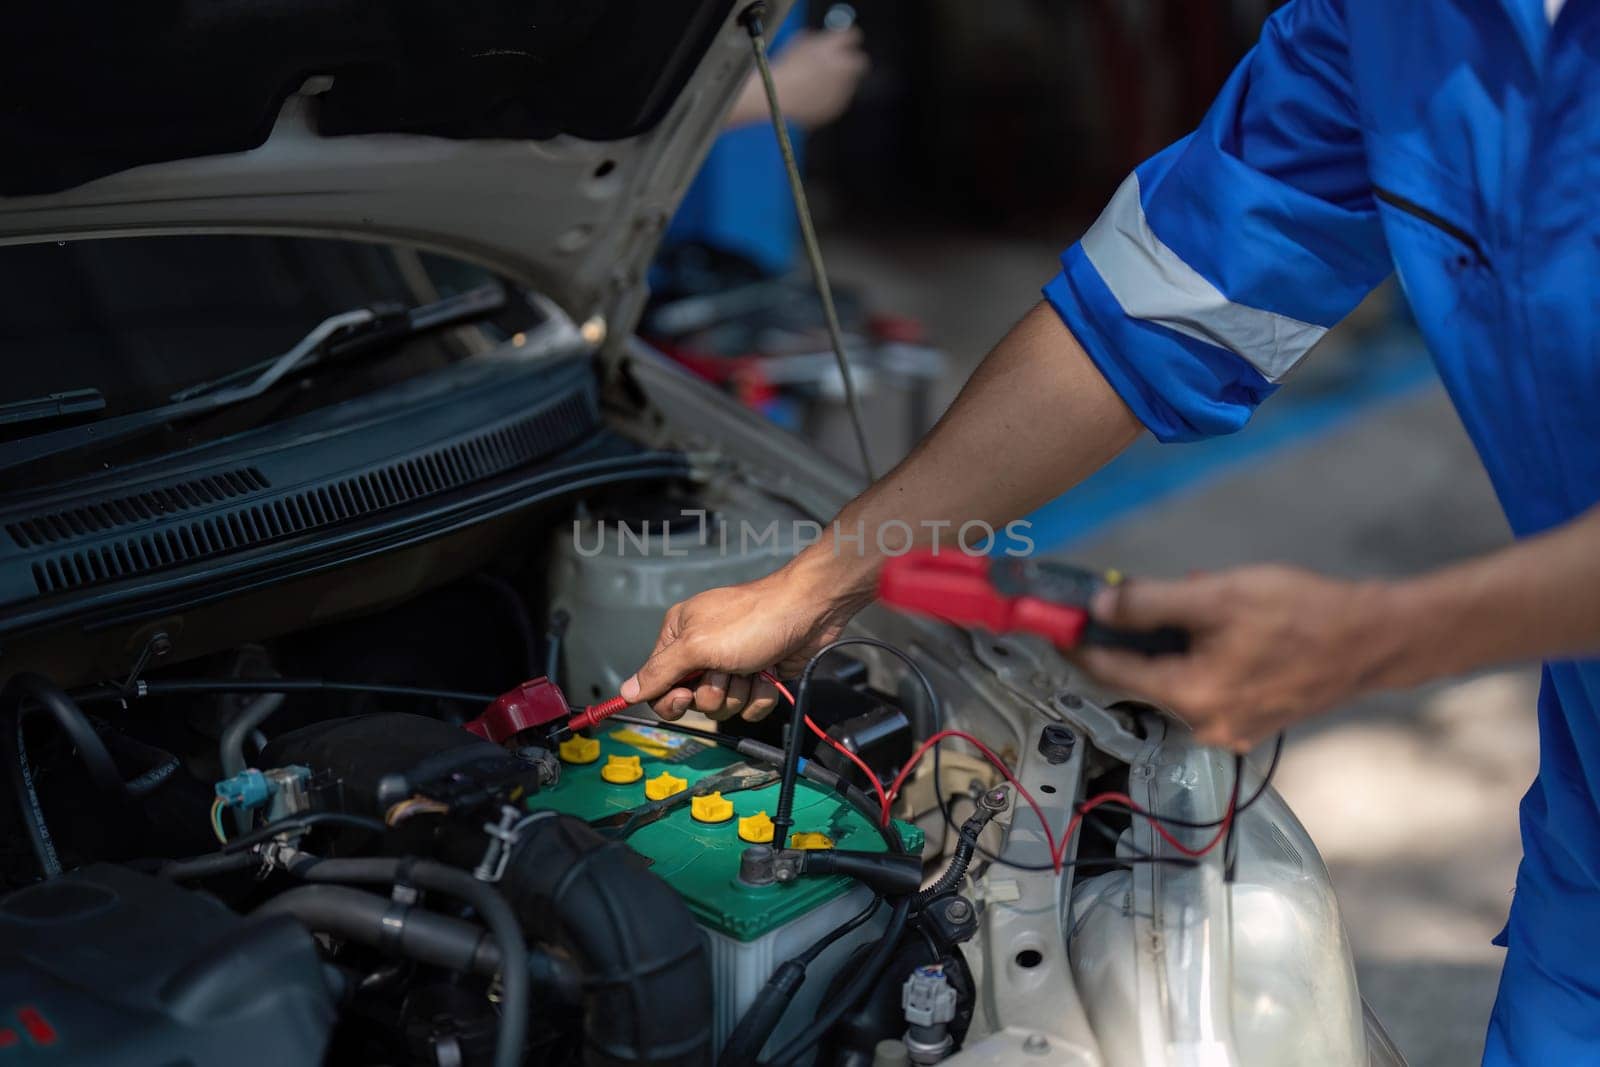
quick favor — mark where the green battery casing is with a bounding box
[526,723,922,942]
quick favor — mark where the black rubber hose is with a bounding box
[4,671,138,878]
[220,693,286,781]
[220,811,387,853]
[159,850,260,881]
[256,885,500,976]
[499,815,713,1067]
[3,715,59,877]
[287,856,527,1067]
[6,673,124,794]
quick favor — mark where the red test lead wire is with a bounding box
[572,673,1234,873]
[1066,791,1234,861]
[567,672,891,813]
[881,732,1236,872]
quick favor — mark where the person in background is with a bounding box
[658,3,868,283]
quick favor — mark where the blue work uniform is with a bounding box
[1041,0,1599,1061]
[664,4,807,275]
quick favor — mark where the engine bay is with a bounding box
[0,478,1019,1067]
[0,473,1344,1067]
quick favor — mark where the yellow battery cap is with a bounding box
[558,735,600,765]
[737,811,775,843]
[690,791,734,823]
[645,771,687,800]
[789,831,834,850]
[600,754,643,784]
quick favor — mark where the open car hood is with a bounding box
[0,0,770,346]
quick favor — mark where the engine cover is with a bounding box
[0,864,334,1065]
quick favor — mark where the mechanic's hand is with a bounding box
[1075,565,1388,751]
[619,563,869,722]
[728,27,869,130]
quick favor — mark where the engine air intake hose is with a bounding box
[285,856,528,1067]
[500,814,714,1067]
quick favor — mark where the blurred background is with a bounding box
[648,3,1533,1064]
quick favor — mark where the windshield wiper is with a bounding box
[0,388,106,430]
[0,284,506,477]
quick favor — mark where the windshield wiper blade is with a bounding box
[0,284,506,477]
[170,284,507,403]
[0,388,106,430]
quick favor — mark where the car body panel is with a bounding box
[0,2,788,354]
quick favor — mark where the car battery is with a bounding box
[525,721,923,1053]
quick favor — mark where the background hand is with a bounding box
[726,26,870,130]
[771,27,870,129]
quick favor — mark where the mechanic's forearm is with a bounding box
[784,302,1142,605]
[1372,504,1600,687]
[724,74,767,128]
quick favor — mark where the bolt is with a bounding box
[942,897,973,924]
[149,631,173,658]
[1059,692,1083,709]
[1037,724,1076,765]
[772,853,801,884]
[1023,1034,1050,1055]
[978,786,1010,814]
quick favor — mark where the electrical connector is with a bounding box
[901,965,958,1064]
[215,769,270,811]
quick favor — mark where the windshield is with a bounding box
[0,234,542,486]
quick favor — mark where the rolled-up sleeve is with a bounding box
[1044,0,1391,442]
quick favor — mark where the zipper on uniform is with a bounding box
[1373,185,1487,266]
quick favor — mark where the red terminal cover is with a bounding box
[464,677,571,744]
[877,550,1091,650]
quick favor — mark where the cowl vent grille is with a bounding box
[25,389,593,598]
[6,468,270,548]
